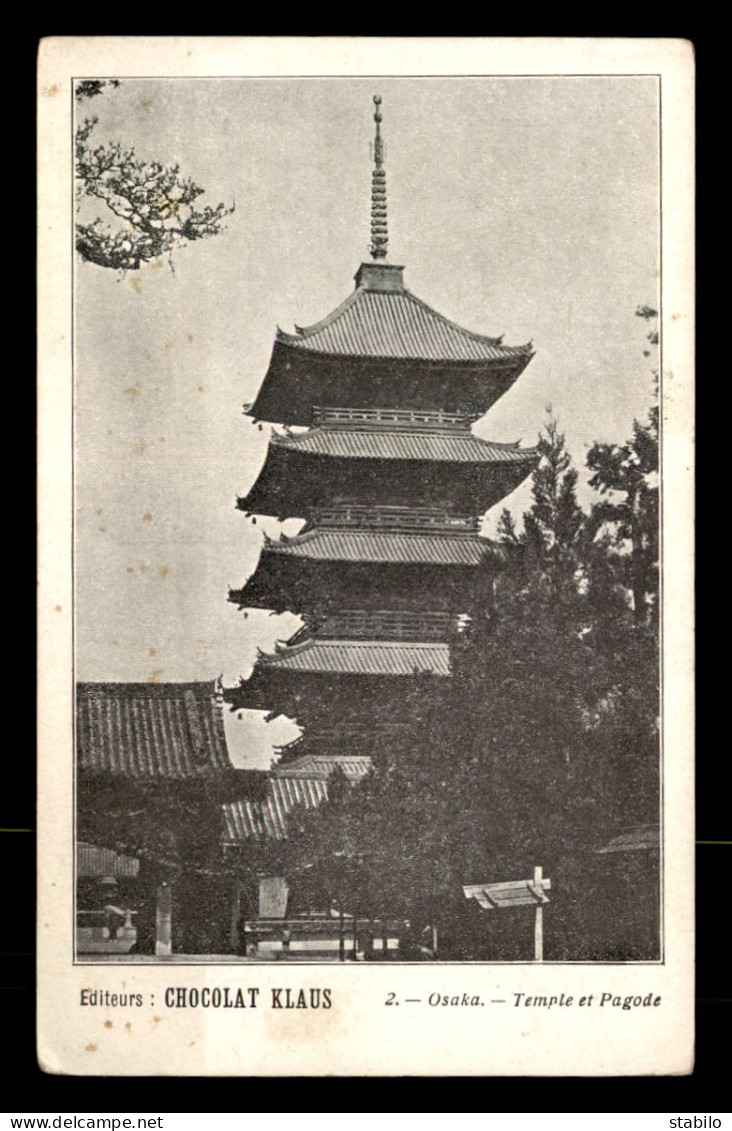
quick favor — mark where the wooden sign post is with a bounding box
[463,865,551,962]
[532,865,544,963]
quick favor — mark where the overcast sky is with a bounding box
[74,76,660,765]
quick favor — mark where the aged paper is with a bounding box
[38,37,694,1075]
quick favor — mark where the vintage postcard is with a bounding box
[37,37,695,1075]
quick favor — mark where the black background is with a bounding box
[13,22,724,1105]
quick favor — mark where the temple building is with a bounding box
[227,96,539,769]
[76,679,253,956]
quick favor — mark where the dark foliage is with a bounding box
[254,386,660,960]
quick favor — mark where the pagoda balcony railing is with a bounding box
[313,504,480,533]
[313,405,476,431]
[304,609,471,641]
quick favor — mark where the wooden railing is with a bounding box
[313,405,474,431]
[314,504,479,533]
[242,917,408,961]
[305,609,471,640]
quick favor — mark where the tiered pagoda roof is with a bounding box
[230,510,506,613]
[263,527,505,566]
[279,271,529,362]
[248,262,534,426]
[227,95,538,766]
[266,426,533,463]
[256,637,451,676]
[229,630,453,720]
[239,417,539,517]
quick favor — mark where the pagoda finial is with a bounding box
[370,95,388,260]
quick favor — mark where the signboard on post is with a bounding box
[463,866,551,961]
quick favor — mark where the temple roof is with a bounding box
[77,842,140,878]
[275,268,533,364]
[269,426,538,465]
[222,755,372,841]
[223,778,328,841]
[275,754,373,780]
[262,527,507,566]
[239,432,539,518]
[257,637,451,676]
[76,680,233,779]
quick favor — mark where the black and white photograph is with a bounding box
[38,37,694,1076]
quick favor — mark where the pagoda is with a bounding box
[227,96,539,765]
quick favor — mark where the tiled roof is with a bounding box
[223,756,372,841]
[76,681,233,779]
[264,527,506,566]
[274,755,373,780]
[277,286,533,363]
[258,638,451,676]
[77,842,140,878]
[223,778,328,841]
[270,427,539,465]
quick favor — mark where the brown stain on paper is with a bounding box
[131,277,143,295]
[142,513,153,523]
[158,565,170,580]
[124,384,141,399]
[147,669,164,684]
[85,1043,97,1053]
[104,1020,113,1029]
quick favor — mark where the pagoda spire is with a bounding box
[370,95,388,260]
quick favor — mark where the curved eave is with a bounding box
[247,338,535,426]
[225,667,451,716]
[275,280,530,359]
[237,441,539,518]
[226,636,453,707]
[268,427,538,461]
[228,550,504,614]
[285,285,363,338]
[259,527,508,566]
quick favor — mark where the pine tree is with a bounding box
[586,307,659,626]
[75,81,234,272]
[524,410,584,566]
